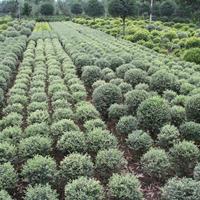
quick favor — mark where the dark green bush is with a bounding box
[24,184,59,200]
[92,83,122,117]
[125,89,149,115]
[116,115,138,135]
[116,64,135,79]
[194,163,200,181]
[108,104,127,121]
[57,131,86,154]
[95,148,127,179]
[169,141,199,176]
[108,173,143,200]
[141,148,171,180]
[83,119,106,131]
[21,155,57,185]
[0,142,16,163]
[170,106,186,127]
[65,177,104,200]
[161,178,200,200]
[0,162,18,190]
[124,69,147,88]
[186,94,200,123]
[126,130,153,158]
[157,125,180,150]
[137,96,171,133]
[109,56,124,71]
[183,48,200,64]
[0,190,12,200]
[119,82,133,95]
[59,153,94,184]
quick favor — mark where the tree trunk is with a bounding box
[122,17,126,36]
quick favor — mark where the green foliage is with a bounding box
[57,131,86,154]
[92,83,122,117]
[0,190,12,200]
[126,130,153,157]
[108,103,127,121]
[194,163,200,181]
[22,155,57,185]
[184,48,200,64]
[137,96,171,133]
[95,148,127,179]
[169,141,199,176]
[170,106,186,127]
[141,148,171,180]
[0,142,16,163]
[161,178,200,200]
[71,3,83,15]
[83,119,106,131]
[59,154,94,184]
[24,184,59,200]
[108,173,143,200]
[40,3,54,16]
[116,115,138,135]
[0,162,18,190]
[85,0,105,18]
[65,177,104,200]
[23,2,32,16]
[160,0,177,17]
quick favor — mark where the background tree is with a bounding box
[40,3,54,15]
[159,0,177,17]
[71,3,83,15]
[85,0,105,19]
[108,0,136,35]
[23,2,32,16]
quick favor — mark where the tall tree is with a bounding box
[71,3,83,15]
[108,0,136,35]
[85,0,105,18]
[23,2,32,16]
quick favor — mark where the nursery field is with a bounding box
[1,20,200,200]
[74,17,200,64]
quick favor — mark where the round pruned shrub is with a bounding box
[137,96,171,134]
[157,125,180,150]
[141,148,171,180]
[119,82,133,95]
[52,108,74,122]
[163,90,177,103]
[125,89,149,115]
[0,142,16,163]
[116,115,138,135]
[116,63,135,79]
[18,136,52,159]
[170,106,186,127]
[65,177,104,200]
[24,184,59,200]
[169,141,199,176]
[92,83,122,117]
[81,66,102,88]
[183,48,200,64]
[161,177,200,200]
[179,121,200,143]
[126,130,153,158]
[108,173,143,200]
[21,155,57,185]
[51,119,79,139]
[85,128,118,155]
[186,94,200,123]
[0,190,13,200]
[0,162,18,190]
[59,153,94,184]
[124,69,147,88]
[150,70,179,94]
[109,56,124,71]
[28,110,49,125]
[194,163,200,181]
[108,104,127,121]
[57,131,86,154]
[95,148,127,179]
[83,119,106,131]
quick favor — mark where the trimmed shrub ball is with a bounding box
[0,142,16,163]
[59,153,94,184]
[170,106,186,127]
[57,131,86,154]
[126,130,153,158]
[137,96,171,134]
[24,184,59,200]
[169,141,199,176]
[21,155,57,185]
[95,148,127,179]
[125,89,149,115]
[108,104,128,121]
[124,69,147,88]
[0,190,13,200]
[186,94,200,123]
[92,83,122,117]
[194,163,200,181]
[108,173,143,200]
[184,48,200,64]
[85,128,118,155]
[141,148,171,180]
[65,177,104,200]
[116,63,135,79]
[0,162,18,190]
[150,70,180,94]
[157,125,180,150]
[81,66,102,88]
[116,116,138,135]
[83,119,106,131]
[161,177,200,200]
[179,121,200,143]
